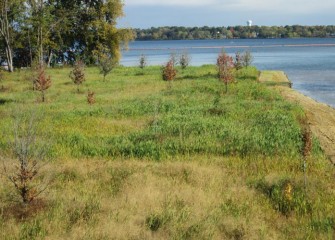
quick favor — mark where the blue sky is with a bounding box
[119,0,335,28]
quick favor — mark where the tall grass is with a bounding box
[0,65,334,239]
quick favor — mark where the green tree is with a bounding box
[66,0,133,64]
[95,46,117,81]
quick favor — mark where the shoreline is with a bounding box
[260,71,335,164]
[128,43,335,51]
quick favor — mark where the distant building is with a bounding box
[247,20,252,27]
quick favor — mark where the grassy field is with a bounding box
[0,65,334,239]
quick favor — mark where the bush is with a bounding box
[242,51,254,68]
[87,90,95,105]
[179,52,191,70]
[146,213,164,231]
[98,52,118,81]
[162,60,177,81]
[253,178,312,216]
[69,60,85,93]
[139,54,147,70]
[1,110,51,204]
[217,51,234,93]
[34,65,51,102]
[234,52,243,70]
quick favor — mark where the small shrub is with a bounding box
[217,50,235,93]
[146,213,163,231]
[234,52,243,70]
[220,225,245,240]
[69,60,85,93]
[87,90,95,105]
[254,178,312,216]
[139,54,147,70]
[179,52,191,70]
[34,65,51,102]
[2,110,51,204]
[162,60,177,81]
[242,50,254,68]
[96,51,117,81]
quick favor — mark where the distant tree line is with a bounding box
[0,0,133,72]
[134,25,335,41]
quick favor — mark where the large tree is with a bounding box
[70,0,133,64]
[1,0,133,70]
[38,0,133,65]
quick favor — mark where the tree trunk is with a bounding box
[41,90,45,102]
[4,40,14,72]
[38,25,43,66]
[0,0,14,72]
[28,30,33,67]
[47,50,53,68]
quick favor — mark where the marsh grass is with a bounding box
[0,66,334,239]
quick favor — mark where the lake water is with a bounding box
[121,38,335,108]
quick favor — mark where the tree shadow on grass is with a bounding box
[0,98,13,105]
[1,199,48,221]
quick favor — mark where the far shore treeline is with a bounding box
[134,25,335,41]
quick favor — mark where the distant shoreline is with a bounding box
[134,25,335,41]
[128,43,335,51]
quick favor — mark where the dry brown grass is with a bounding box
[2,155,333,239]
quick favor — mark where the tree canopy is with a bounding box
[0,0,133,71]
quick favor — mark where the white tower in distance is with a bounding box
[247,20,252,27]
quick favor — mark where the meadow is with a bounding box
[0,65,334,239]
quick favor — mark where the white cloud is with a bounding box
[225,0,335,13]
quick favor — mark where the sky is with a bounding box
[118,0,335,28]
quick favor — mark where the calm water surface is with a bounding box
[121,38,335,108]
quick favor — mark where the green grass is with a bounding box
[0,65,334,239]
[0,66,306,159]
